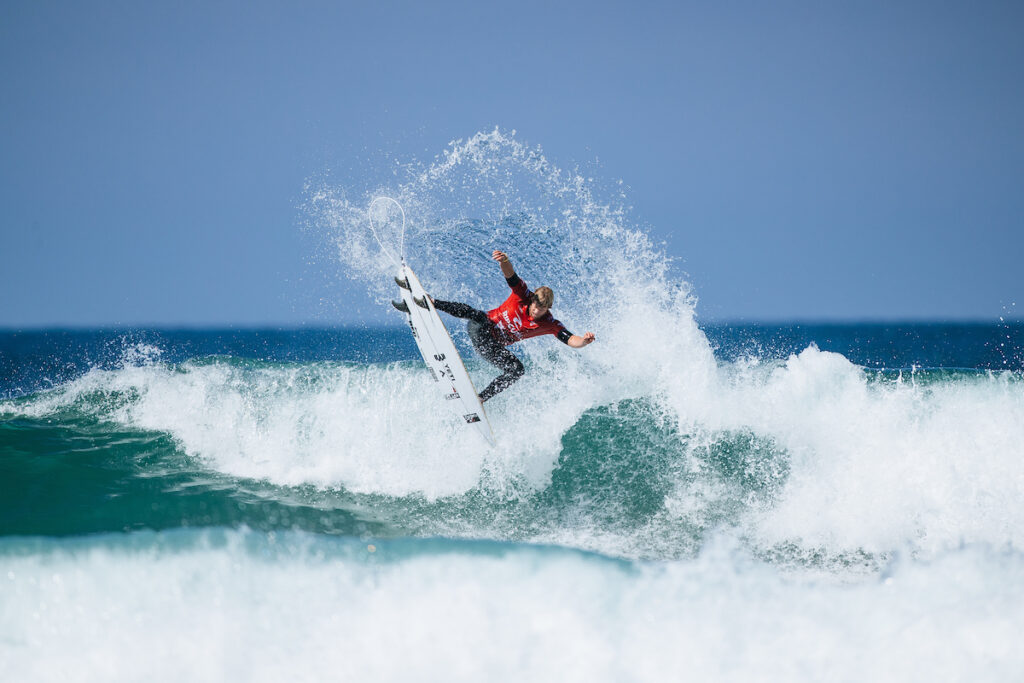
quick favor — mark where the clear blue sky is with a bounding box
[2,0,1021,326]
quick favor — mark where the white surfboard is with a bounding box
[394,263,496,447]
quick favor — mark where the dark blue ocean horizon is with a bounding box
[2,321,1021,401]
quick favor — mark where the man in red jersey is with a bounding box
[428,250,595,402]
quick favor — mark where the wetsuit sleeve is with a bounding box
[505,273,530,298]
[556,328,573,345]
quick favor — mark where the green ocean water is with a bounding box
[4,125,1024,679]
[2,325,1020,557]
[3,326,1023,682]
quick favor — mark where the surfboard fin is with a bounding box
[413,296,430,310]
[394,275,411,291]
[391,299,410,313]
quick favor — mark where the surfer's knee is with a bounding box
[467,320,489,348]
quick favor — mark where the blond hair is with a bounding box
[532,286,554,308]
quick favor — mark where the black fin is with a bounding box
[394,275,411,291]
[391,299,410,313]
[413,296,430,310]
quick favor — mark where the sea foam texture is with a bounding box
[5,130,1023,566]
[302,129,1024,561]
[4,130,1024,680]
[2,530,1022,683]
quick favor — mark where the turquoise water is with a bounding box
[2,325,1020,543]
[4,131,1024,680]
[3,324,1023,681]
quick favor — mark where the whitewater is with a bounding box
[2,130,1023,681]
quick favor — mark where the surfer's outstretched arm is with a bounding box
[566,332,596,348]
[492,250,515,279]
[493,250,529,298]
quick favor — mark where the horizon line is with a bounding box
[2,317,1022,332]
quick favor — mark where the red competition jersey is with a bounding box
[487,276,569,345]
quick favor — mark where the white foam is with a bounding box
[13,359,498,499]
[7,130,1023,563]
[13,321,1020,561]
[304,129,1024,558]
[1,530,1021,682]
[677,347,1024,555]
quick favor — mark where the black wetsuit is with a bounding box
[431,300,525,402]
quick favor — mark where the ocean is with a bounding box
[4,131,1024,680]
[2,323,1022,681]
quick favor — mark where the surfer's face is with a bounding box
[528,301,549,319]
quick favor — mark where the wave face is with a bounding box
[3,130,1024,679]
[3,331,1022,565]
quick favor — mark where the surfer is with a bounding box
[427,250,595,402]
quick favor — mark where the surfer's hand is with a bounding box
[568,332,595,348]
[493,250,516,278]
